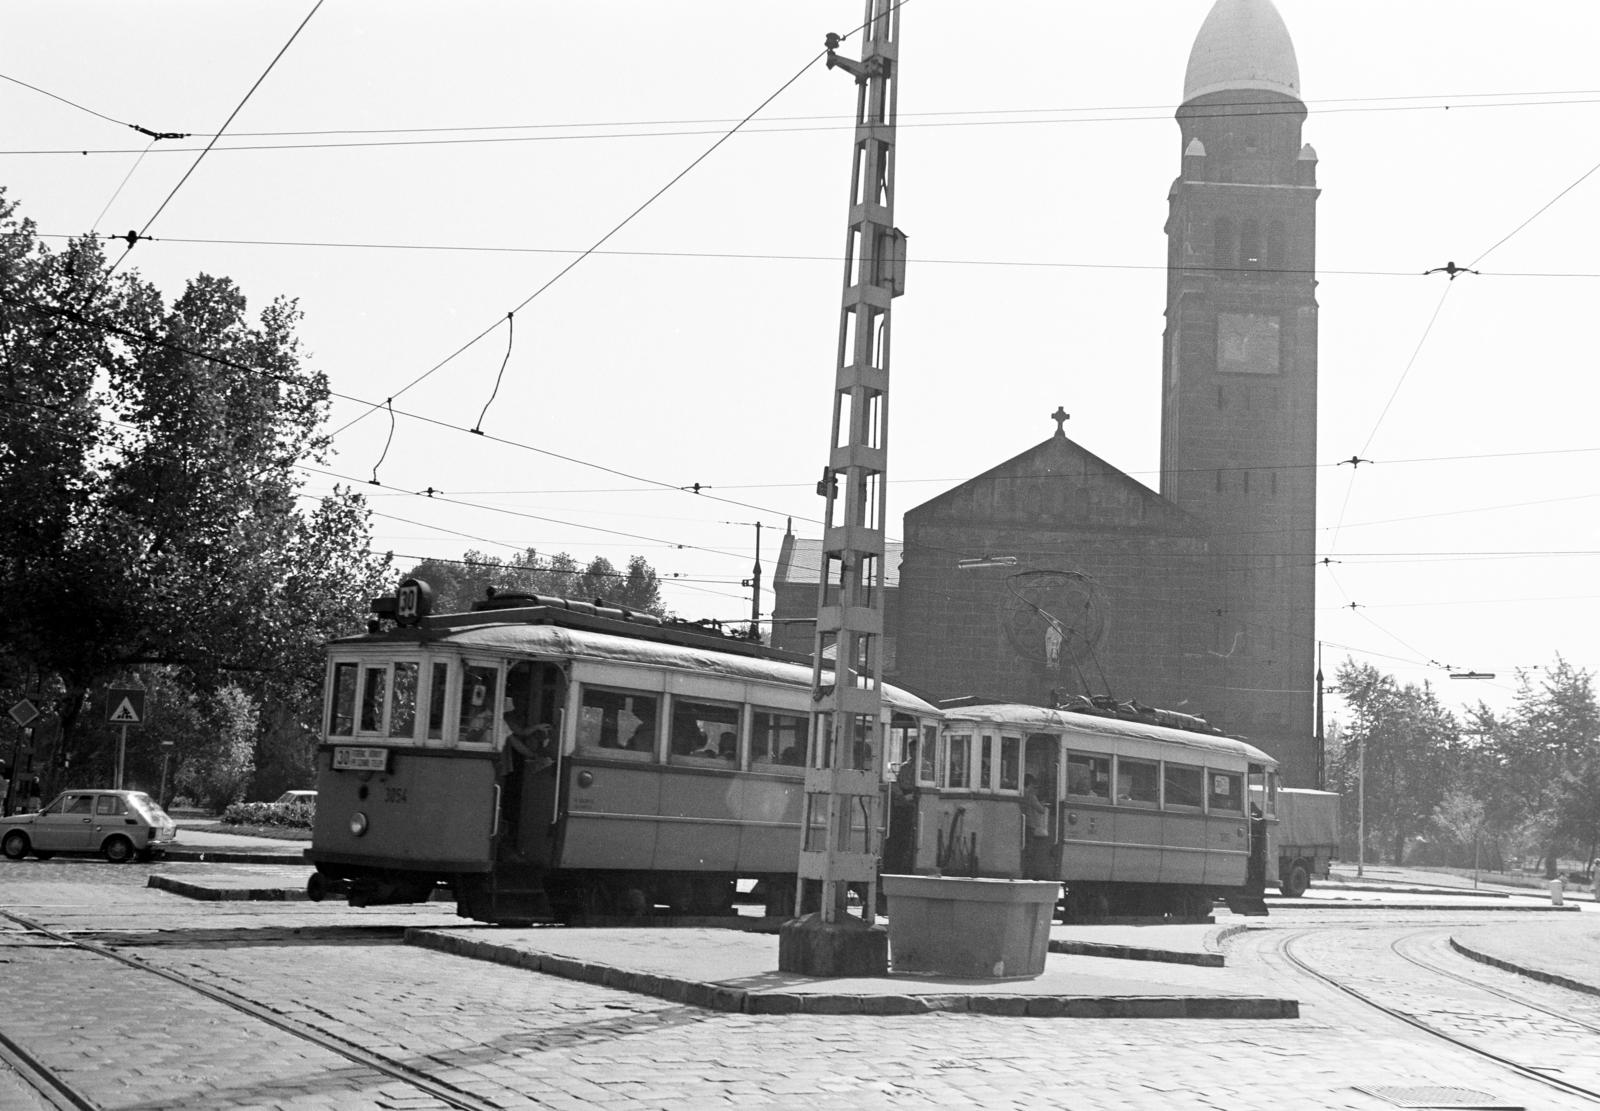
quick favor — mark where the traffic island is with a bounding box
[406,924,1300,1019]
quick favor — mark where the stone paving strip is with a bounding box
[404,924,1298,1019]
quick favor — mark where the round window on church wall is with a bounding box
[1000,570,1109,671]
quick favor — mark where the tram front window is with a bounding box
[390,663,419,738]
[329,663,357,737]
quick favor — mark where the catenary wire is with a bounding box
[104,0,324,277]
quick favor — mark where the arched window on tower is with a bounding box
[1239,220,1262,270]
[1213,217,1235,273]
[1265,221,1287,272]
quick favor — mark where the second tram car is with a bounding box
[305,581,940,924]
[894,699,1279,919]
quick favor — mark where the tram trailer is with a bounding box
[904,699,1279,920]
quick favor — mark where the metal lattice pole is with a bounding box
[796,1,906,925]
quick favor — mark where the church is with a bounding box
[772,0,1321,786]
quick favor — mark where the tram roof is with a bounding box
[343,619,940,716]
[942,701,1278,766]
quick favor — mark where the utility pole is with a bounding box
[1357,731,1365,878]
[1315,644,1325,790]
[779,0,906,977]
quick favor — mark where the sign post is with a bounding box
[106,686,147,790]
[6,699,39,816]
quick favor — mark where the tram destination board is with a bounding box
[332,746,389,771]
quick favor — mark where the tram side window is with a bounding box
[999,736,1021,792]
[329,663,358,736]
[390,663,419,739]
[1208,770,1244,812]
[578,687,658,758]
[752,708,807,770]
[919,724,938,785]
[1116,757,1160,807]
[1163,762,1204,810]
[946,733,972,789]
[670,698,740,764]
[1066,752,1111,800]
[359,666,387,733]
[426,662,449,741]
[457,665,500,746]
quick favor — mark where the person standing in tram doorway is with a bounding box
[882,740,919,875]
[1022,775,1051,879]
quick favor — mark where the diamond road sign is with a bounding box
[8,699,38,727]
[106,687,146,725]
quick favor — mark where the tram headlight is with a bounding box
[349,811,369,837]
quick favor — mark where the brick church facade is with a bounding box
[773,0,1321,784]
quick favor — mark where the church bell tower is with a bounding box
[1159,0,1318,780]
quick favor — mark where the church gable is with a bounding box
[909,432,1204,537]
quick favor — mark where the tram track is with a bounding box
[0,909,508,1111]
[1277,926,1600,1106]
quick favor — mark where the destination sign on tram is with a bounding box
[332,746,389,771]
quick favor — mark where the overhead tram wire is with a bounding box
[329,32,849,441]
[1467,152,1600,269]
[45,231,1600,282]
[295,463,750,563]
[10,77,1594,139]
[102,0,325,277]
[15,90,1600,158]
[9,286,1593,567]
[0,289,825,531]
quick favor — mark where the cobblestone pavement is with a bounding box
[2,860,1598,1109]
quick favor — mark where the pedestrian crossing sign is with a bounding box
[106,687,146,725]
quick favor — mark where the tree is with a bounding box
[172,683,258,811]
[1329,660,1459,865]
[401,548,663,616]
[0,190,389,792]
[1494,657,1600,875]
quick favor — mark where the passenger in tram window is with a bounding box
[778,739,806,766]
[689,732,721,758]
[717,731,737,760]
[672,720,706,755]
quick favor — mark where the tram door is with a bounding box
[882,714,925,875]
[1244,762,1269,895]
[502,661,567,866]
[1023,734,1059,880]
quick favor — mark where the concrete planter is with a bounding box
[882,874,1061,979]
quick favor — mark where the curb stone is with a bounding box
[404,927,1298,1019]
[1450,937,1600,999]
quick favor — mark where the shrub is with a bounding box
[221,800,314,830]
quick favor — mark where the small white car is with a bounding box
[272,790,317,808]
[1,789,178,863]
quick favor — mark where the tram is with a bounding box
[305,580,940,924]
[894,697,1279,920]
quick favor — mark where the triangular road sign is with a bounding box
[109,697,141,724]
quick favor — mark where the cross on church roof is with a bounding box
[1051,406,1070,437]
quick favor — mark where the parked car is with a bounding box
[272,790,317,808]
[1,789,178,863]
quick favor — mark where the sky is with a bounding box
[4,1,1598,727]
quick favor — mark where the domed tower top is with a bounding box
[1182,0,1301,104]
